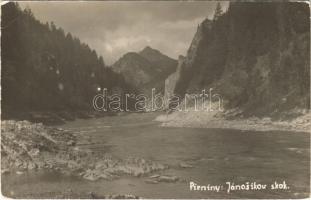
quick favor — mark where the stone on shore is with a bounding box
[1,120,168,182]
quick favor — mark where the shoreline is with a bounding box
[155,109,311,133]
[2,112,310,199]
[1,120,167,180]
[1,110,117,126]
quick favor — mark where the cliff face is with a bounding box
[164,55,185,104]
[174,19,212,97]
[170,2,310,117]
[112,46,177,93]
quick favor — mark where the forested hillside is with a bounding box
[173,2,310,117]
[1,2,131,118]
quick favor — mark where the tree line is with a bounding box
[1,2,134,117]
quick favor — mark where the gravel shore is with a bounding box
[155,109,311,133]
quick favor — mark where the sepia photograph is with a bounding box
[1,0,310,199]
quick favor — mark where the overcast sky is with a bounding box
[20,1,228,65]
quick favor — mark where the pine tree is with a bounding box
[1,2,133,114]
[213,2,223,21]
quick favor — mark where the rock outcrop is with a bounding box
[165,2,310,117]
[164,55,185,107]
[174,20,212,97]
[1,120,77,171]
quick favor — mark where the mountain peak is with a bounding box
[140,46,160,55]
[138,46,177,71]
[143,46,152,50]
[112,46,177,91]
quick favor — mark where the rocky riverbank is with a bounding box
[155,108,311,133]
[2,110,116,126]
[1,120,167,181]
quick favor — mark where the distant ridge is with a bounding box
[112,46,177,93]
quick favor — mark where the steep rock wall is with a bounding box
[170,2,310,117]
[164,55,185,106]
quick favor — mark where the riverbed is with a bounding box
[2,112,310,198]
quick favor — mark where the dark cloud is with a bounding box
[20,1,228,64]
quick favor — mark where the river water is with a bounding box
[2,113,310,198]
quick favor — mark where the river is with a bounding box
[2,112,310,198]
